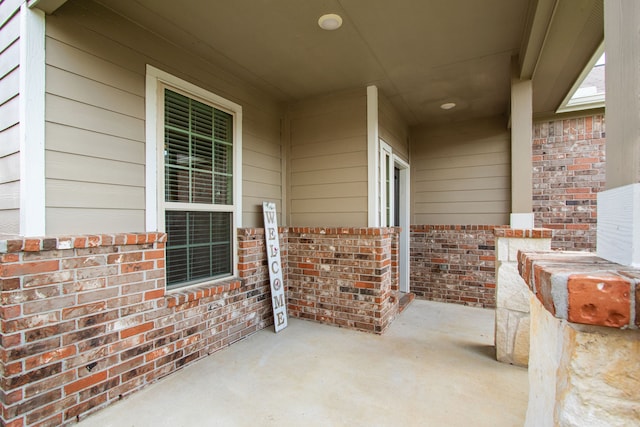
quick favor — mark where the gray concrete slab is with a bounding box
[77,300,527,427]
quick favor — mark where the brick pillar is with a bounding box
[494,228,551,366]
[287,227,398,334]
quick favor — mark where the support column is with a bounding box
[494,228,551,366]
[19,4,46,237]
[510,60,534,229]
[597,1,640,266]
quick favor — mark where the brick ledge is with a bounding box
[0,232,167,253]
[494,228,552,238]
[518,251,639,329]
[165,278,242,308]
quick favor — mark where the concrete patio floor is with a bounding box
[77,300,528,427]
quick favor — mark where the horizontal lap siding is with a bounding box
[0,2,21,233]
[378,93,409,161]
[411,117,511,225]
[243,111,282,226]
[44,0,283,234]
[288,89,368,227]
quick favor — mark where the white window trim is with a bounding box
[145,65,242,285]
[557,41,605,113]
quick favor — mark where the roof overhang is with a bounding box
[29,0,68,14]
[519,0,604,119]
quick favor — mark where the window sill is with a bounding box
[165,277,242,308]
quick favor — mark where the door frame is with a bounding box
[379,139,410,293]
[394,156,410,293]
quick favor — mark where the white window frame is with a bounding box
[557,42,605,113]
[145,65,243,286]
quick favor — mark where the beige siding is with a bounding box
[411,117,511,225]
[243,111,282,225]
[44,0,283,234]
[378,92,410,227]
[287,89,368,227]
[0,2,21,234]
[378,93,409,161]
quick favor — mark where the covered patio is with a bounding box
[4,0,640,425]
[75,300,527,426]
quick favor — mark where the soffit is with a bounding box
[91,0,600,126]
[530,0,604,118]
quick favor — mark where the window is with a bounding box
[146,66,242,289]
[557,43,605,113]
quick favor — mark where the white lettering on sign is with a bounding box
[263,202,288,332]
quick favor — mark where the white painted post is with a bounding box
[263,202,288,332]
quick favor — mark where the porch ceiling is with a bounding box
[94,0,603,126]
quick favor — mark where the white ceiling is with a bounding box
[95,0,603,126]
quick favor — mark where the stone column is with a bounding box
[518,251,640,427]
[597,1,640,266]
[494,228,551,366]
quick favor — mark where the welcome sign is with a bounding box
[262,202,288,332]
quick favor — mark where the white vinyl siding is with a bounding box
[43,0,282,235]
[288,89,368,227]
[411,117,511,225]
[0,2,21,233]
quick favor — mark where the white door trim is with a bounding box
[379,140,393,227]
[394,155,410,293]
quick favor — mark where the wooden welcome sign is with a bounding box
[262,202,288,332]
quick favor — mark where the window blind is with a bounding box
[165,211,232,286]
[164,89,233,205]
[163,89,234,287]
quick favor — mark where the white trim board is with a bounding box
[379,139,392,227]
[19,4,46,237]
[597,183,640,267]
[394,155,410,293]
[367,85,379,227]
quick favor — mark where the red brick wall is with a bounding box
[532,115,606,251]
[0,231,273,426]
[410,225,498,308]
[0,226,400,426]
[287,227,399,333]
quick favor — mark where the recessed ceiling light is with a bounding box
[318,14,343,31]
[440,102,456,110]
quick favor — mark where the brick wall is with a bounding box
[0,226,400,425]
[0,231,273,426]
[287,228,399,333]
[532,114,606,251]
[410,225,498,308]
